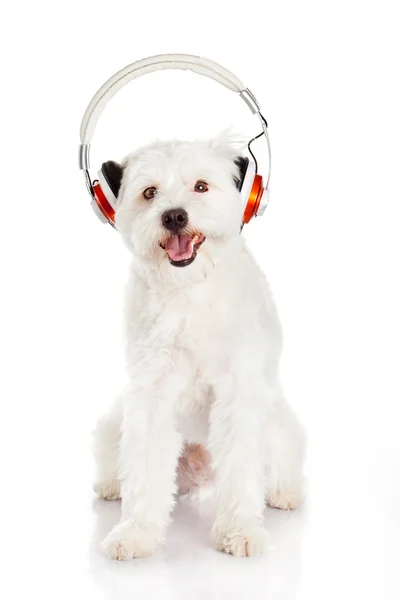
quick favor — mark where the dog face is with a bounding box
[115,136,244,281]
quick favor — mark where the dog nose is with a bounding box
[162,208,188,231]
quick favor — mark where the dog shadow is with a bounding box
[88,495,306,600]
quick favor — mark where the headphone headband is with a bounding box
[78,53,271,223]
[80,54,252,144]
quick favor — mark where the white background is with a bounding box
[1,1,400,598]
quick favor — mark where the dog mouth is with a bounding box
[159,232,206,267]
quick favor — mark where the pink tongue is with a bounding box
[165,234,194,261]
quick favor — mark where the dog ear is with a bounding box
[233,156,249,191]
[101,161,124,198]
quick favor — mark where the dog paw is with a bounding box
[267,488,302,510]
[93,478,121,500]
[213,524,267,557]
[101,521,162,560]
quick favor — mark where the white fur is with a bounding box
[93,134,306,559]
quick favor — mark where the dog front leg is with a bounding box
[209,372,267,557]
[101,357,184,560]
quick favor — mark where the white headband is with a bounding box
[79,53,270,191]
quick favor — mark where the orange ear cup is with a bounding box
[243,174,264,224]
[93,182,116,224]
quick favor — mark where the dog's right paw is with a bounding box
[93,478,120,501]
[101,521,162,560]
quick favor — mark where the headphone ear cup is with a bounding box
[243,173,264,224]
[234,156,265,224]
[92,161,124,226]
[235,157,260,224]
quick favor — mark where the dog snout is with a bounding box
[162,208,188,232]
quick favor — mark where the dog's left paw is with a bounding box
[213,524,267,557]
[267,488,303,510]
[101,521,163,560]
[93,478,121,501]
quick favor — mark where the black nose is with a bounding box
[162,208,188,232]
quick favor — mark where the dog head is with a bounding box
[114,134,245,282]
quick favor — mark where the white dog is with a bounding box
[93,134,306,560]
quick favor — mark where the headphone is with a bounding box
[79,54,271,229]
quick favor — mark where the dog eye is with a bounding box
[143,186,157,200]
[194,180,208,193]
